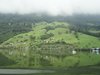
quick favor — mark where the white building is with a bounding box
[72,50,77,55]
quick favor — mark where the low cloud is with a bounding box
[0,0,100,15]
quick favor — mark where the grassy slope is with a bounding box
[1,22,100,67]
[1,22,100,48]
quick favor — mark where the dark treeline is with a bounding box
[69,23,100,37]
[0,13,100,43]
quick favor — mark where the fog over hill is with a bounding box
[0,0,100,44]
[0,0,100,16]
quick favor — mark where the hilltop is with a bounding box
[0,14,100,43]
[1,22,100,48]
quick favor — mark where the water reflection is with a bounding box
[0,69,99,75]
[24,73,98,75]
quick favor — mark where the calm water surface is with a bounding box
[0,69,100,75]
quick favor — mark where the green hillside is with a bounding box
[0,22,100,68]
[1,22,100,48]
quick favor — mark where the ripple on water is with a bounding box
[0,69,55,74]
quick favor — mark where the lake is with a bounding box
[0,68,100,75]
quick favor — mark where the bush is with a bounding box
[41,33,54,40]
[45,26,55,31]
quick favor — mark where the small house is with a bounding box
[91,48,100,54]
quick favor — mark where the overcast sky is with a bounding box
[0,0,100,15]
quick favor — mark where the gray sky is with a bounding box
[0,0,100,15]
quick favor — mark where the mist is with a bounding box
[0,0,100,16]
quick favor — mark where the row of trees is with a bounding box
[69,24,100,37]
